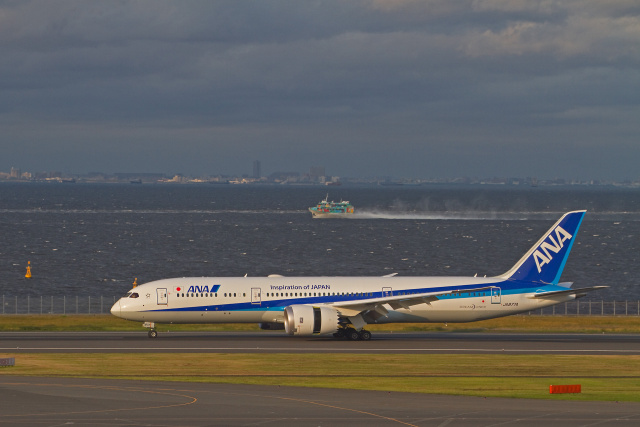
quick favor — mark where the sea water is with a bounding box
[0,183,638,301]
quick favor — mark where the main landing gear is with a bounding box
[144,322,158,338]
[333,327,372,341]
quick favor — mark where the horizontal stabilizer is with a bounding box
[527,286,609,299]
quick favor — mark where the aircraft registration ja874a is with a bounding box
[111,211,607,340]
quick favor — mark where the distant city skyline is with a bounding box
[2,2,639,181]
[2,164,638,187]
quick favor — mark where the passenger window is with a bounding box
[234,293,236,297]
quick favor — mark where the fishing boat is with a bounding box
[309,195,355,218]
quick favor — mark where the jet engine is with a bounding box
[283,305,340,336]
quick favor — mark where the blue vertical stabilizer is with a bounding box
[499,210,586,284]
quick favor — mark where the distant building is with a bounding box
[269,171,300,183]
[253,160,261,178]
[309,166,325,182]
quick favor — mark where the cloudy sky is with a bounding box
[1,0,639,179]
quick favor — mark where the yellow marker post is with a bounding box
[133,278,138,288]
[25,261,32,278]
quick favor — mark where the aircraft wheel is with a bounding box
[358,330,372,341]
[148,329,158,338]
[333,329,345,339]
[345,328,360,341]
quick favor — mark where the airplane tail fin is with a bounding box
[499,210,586,285]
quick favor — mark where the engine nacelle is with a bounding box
[283,305,340,336]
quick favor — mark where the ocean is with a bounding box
[1,182,638,301]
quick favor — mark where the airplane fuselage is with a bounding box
[111,275,575,324]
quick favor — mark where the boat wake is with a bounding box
[351,211,640,221]
[351,211,536,220]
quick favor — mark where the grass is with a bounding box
[1,314,640,333]
[2,353,640,401]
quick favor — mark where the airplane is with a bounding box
[110,210,607,340]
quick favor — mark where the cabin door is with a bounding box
[491,287,501,304]
[157,288,168,305]
[382,287,393,297]
[251,288,261,305]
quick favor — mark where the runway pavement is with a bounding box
[1,331,640,354]
[1,376,640,426]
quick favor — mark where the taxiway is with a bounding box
[1,376,640,426]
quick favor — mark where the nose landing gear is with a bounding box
[143,322,158,338]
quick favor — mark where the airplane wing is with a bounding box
[330,286,497,316]
[527,286,609,298]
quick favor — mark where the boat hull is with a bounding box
[309,208,354,218]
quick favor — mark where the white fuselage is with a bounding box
[111,275,574,325]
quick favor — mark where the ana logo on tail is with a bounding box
[532,225,573,273]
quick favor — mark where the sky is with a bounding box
[1,0,639,180]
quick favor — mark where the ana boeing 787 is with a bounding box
[111,210,607,340]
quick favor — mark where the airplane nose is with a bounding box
[110,299,121,317]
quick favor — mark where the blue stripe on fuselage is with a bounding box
[142,280,559,313]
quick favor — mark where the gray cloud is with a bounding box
[1,0,639,179]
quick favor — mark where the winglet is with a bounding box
[499,210,586,284]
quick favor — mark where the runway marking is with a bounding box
[275,395,420,427]
[179,386,422,427]
[0,381,198,418]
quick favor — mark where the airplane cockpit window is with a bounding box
[123,292,132,298]
[129,293,139,298]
